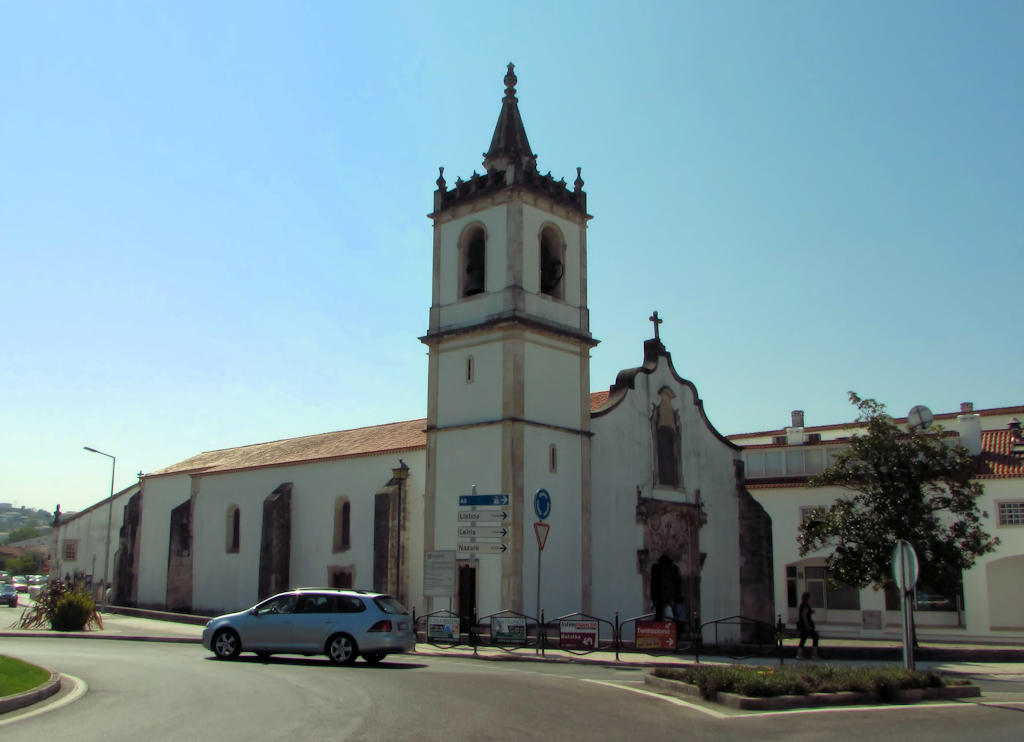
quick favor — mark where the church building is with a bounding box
[54,65,774,636]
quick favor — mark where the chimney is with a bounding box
[960,402,974,413]
[956,412,982,456]
[791,410,805,428]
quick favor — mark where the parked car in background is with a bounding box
[0,583,17,607]
[0,571,11,583]
[12,576,28,593]
[202,589,416,665]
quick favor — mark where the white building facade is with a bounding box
[733,404,1024,642]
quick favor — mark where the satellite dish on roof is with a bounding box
[907,405,934,431]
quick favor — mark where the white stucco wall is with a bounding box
[590,353,745,633]
[136,473,190,607]
[524,339,583,430]
[521,431,583,619]
[436,339,504,426]
[134,451,426,616]
[54,485,137,596]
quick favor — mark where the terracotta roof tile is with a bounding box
[978,429,1024,479]
[148,419,428,478]
[149,391,613,479]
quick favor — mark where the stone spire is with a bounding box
[482,63,537,173]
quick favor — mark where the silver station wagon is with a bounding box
[202,589,416,665]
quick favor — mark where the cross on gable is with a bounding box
[649,311,663,341]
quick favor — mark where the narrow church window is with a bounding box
[653,389,681,488]
[226,505,240,553]
[461,225,486,297]
[549,443,557,473]
[539,225,565,299]
[466,356,475,383]
[333,497,351,552]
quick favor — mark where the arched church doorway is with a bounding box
[650,554,684,621]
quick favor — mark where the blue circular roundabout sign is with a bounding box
[534,489,551,520]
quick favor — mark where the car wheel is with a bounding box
[213,629,241,659]
[326,633,358,665]
[362,651,386,665]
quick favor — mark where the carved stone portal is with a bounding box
[640,499,701,621]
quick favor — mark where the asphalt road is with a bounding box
[3,639,1024,741]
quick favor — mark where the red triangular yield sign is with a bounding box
[534,522,550,551]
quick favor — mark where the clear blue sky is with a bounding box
[2,2,1021,512]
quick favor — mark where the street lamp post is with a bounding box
[84,446,115,611]
[391,459,409,603]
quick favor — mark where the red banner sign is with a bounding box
[559,619,598,650]
[636,620,677,650]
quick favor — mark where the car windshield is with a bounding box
[373,595,409,615]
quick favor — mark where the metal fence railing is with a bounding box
[413,607,781,664]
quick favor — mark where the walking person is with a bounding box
[796,591,820,660]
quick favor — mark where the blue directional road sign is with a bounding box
[534,489,551,520]
[459,494,509,507]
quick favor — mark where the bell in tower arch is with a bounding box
[462,231,486,297]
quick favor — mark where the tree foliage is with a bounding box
[797,393,999,594]
[4,526,42,544]
[2,551,45,575]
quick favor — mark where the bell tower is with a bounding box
[421,64,597,617]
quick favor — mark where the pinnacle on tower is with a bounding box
[482,63,537,173]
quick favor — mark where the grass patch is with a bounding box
[0,656,50,697]
[653,663,971,701]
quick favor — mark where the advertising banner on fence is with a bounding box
[636,620,677,650]
[559,619,598,650]
[426,616,459,642]
[492,616,527,646]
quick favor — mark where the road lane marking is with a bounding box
[581,679,732,719]
[735,701,981,718]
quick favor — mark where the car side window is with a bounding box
[334,596,367,613]
[255,594,297,615]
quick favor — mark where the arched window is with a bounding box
[333,497,351,552]
[226,505,240,553]
[539,225,565,299]
[460,225,486,297]
[654,389,681,487]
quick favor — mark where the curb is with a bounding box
[0,671,62,715]
[0,631,201,644]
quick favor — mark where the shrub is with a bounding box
[14,580,103,632]
[653,663,968,702]
[52,592,98,631]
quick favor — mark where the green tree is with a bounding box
[797,393,999,595]
[5,551,45,576]
[4,526,42,545]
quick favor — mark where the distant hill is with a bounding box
[0,505,54,542]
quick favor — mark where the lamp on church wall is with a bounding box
[391,459,409,603]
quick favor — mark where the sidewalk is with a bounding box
[3,609,1023,676]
